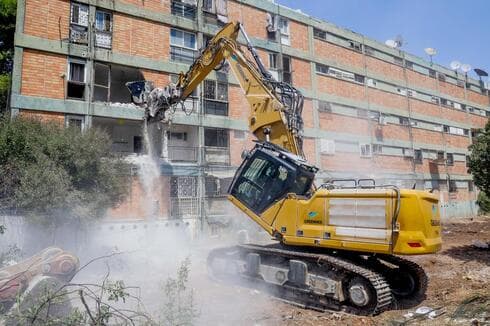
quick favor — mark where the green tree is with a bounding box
[0,117,130,226]
[468,121,490,213]
[0,0,16,114]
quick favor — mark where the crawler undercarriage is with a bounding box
[207,244,427,315]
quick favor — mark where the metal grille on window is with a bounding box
[95,11,112,48]
[171,0,197,20]
[170,176,197,198]
[70,3,88,44]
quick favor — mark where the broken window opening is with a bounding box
[67,59,86,100]
[93,62,144,104]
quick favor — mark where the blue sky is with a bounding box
[276,0,489,80]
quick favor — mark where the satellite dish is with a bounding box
[461,64,472,73]
[450,61,461,70]
[474,68,488,77]
[385,39,397,48]
[424,48,437,56]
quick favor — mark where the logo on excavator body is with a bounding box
[307,211,318,219]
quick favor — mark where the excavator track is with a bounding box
[365,254,428,309]
[207,244,393,315]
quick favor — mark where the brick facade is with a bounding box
[13,0,489,219]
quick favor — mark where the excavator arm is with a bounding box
[128,21,305,157]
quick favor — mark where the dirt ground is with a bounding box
[196,217,490,326]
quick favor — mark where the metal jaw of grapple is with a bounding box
[126,81,183,124]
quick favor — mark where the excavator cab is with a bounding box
[229,143,317,215]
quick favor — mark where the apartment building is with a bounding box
[11,0,489,227]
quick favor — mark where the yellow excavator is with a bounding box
[127,21,442,315]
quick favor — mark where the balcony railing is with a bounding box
[168,146,198,163]
[170,197,199,219]
[204,146,230,165]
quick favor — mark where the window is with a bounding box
[407,89,417,97]
[448,180,457,193]
[168,131,188,142]
[204,128,229,147]
[268,52,278,70]
[66,115,84,131]
[278,17,290,46]
[268,52,279,80]
[446,153,454,166]
[203,79,228,116]
[170,74,198,97]
[443,125,449,133]
[399,117,410,125]
[349,41,362,52]
[171,0,197,20]
[93,63,144,103]
[393,57,403,66]
[93,63,109,102]
[429,69,436,78]
[431,96,440,104]
[70,2,88,44]
[437,151,445,161]
[414,149,423,164]
[364,46,374,56]
[354,74,365,84]
[397,87,407,96]
[437,73,446,82]
[203,0,228,25]
[266,13,277,41]
[359,144,372,157]
[357,109,368,118]
[405,61,414,69]
[95,10,112,48]
[373,144,383,154]
[315,63,329,75]
[170,29,197,64]
[318,101,331,113]
[67,59,86,100]
[313,28,327,40]
[134,136,143,154]
[468,181,474,192]
[170,176,197,198]
[282,55,292,84]
[367,78,377,87]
